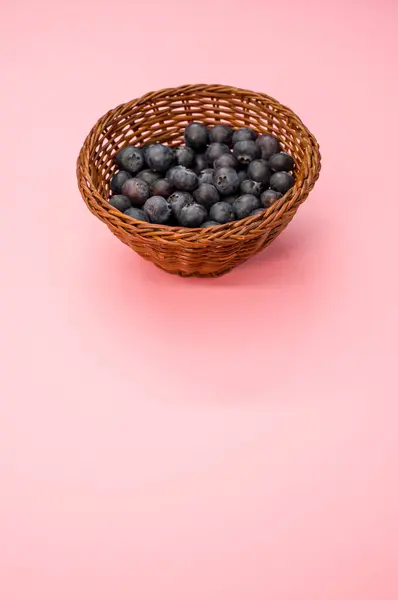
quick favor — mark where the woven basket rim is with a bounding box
[77,84,321,246]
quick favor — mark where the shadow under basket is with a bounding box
[76,84,321,277]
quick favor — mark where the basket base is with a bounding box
[153,262,235,278]
[110,217,294,278]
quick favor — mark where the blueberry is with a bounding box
[143,196,172,224]
[232,127,258,144]
[247,159,271,184]
[114,146,145,174]
[167,166,198,192]
[270,171,295,194]
[256,134,281,159]
[233,140,260,165]
[121,178,150,207]
[222,193,240,204]
[184,123,209,151]
[145,144,175,172]
[193,153,209,174]
[110,171,132,194]
[143,143,156,161]
[268,152,295,172]
[193,183,220,208]
[197,168,214,185]
[209,124,233,146]
[109,194,131,213]
[201,221,220,228]
[209,202,236,224]
[249,208,265,216]
[260,189,283,208]
[151,178,174,198]
[237,169,248,184]
[205,142,230,165]
[136,169,162,186]
[124,207,149,222]
[178,203,207,227]
[175,146,195,168]
[240,179,263,197]
[169,191,194,218]
[233,194,260,219]
[214,153,239,170]
[212,167,240,196]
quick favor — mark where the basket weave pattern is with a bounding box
[77,84,321,277]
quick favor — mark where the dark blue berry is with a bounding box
[184,123,209,151]
[250,208,265,216]
[121,178,150,207]
[143,143,156,161]
[260,189,283,208]
[193,183,220,208]
[193,153,209,174]
[143,196,172,224]
[237,169,248,184]
[247,159,271,184]
[209,124,233,146]
[209,202,236,224]
[151,178,174,198]
[268,152,294,172]
[167,166,198,192]
[169,191,194,218]
[233,140,260,165]
[201,221,220,228]
[233,194,260,219]
[214,153,239,170]
[222,193,240,204]
[109,194,131,213]
[136,169,162,186]
[114,146,145,174]
[240,180,263,197]
[197,168,214,185]
[110,171,132,194]
[124,207,149,222]
[178,203,207,227]
[232,127,258,144]
[145,144,175,172]
[212,167,240,196]
[205,143,230,165]
[256,134,281,159]
[175,146,195,168]
[270,171,295,194]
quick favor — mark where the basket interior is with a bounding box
[89,87,311,204]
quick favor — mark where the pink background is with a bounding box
[1,0,398,598]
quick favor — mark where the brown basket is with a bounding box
[77,84,321,277]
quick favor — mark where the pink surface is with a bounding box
[1,0,398,598]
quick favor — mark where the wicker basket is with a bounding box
[77,84,321,277]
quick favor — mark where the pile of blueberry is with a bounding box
[109,123,295,228]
